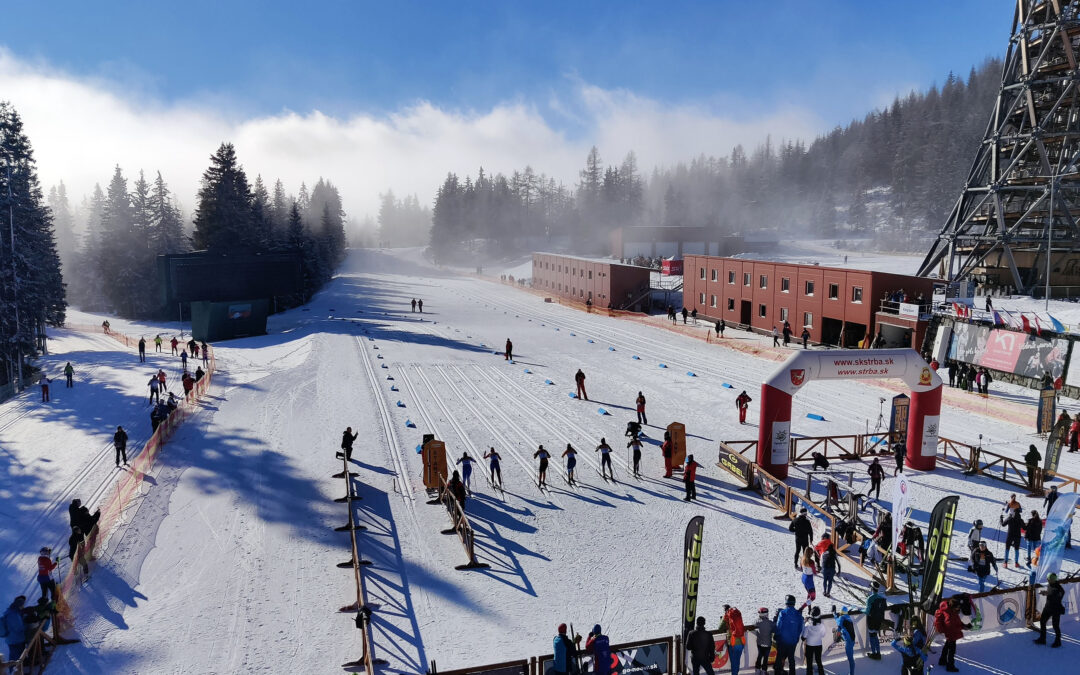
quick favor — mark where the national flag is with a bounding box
[1034,316,1043,334]
[1021,314,1032,333]
[992,310,1005,326]
[1049,315,1066,333]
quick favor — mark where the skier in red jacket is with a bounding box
[736,390,752,424]
[933,599,969,672]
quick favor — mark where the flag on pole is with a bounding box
[1034,316,1044,334]
[1021,314,1033,334]
[1049,315,1066,333]
[992,310,1005,326]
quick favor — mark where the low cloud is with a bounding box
[0,48,826,221]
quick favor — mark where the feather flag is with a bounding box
[1049,315,1066,333]
[1021,314,1033,333]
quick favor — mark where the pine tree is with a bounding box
[192,143,257,251]
[47,182,76,270]
[252,175,272,250]
[271,179,289,244]
[149,171,186,255]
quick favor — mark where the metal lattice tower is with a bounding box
[918,0,1080,294]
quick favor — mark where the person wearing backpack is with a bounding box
[772,595,804,675]
[551,623,578,675]
[833,606,856,675]
[864,581,887,660]
[685,616,716,675]
[891,634,924,675]
[933,599,969,672]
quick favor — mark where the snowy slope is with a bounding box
[4,247,1075,674]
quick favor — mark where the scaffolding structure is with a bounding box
[919,1,1080,294]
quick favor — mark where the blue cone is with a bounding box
[405,419,416,428]
[390,385,399,391]
[570,332,576,336]
[415,445,423,454]
[545,379,554,385]
[587,339,594,344]
[608,346,616,351]
[386,376,394,381]
[632,355,640,360]
[396,401,406,407]
[569,392,578,399]
[381,363,388,369]
[687,371,696,377]
[721,383,734,389]
[806,413,826,421]
[659,363,667,368]
[523,368,532,374]
[597,408,610,416]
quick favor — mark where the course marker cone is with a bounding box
[608,346,616,351]
[658,363,667,368]
[523,368,532,374]
[569,392,578,399]
[686,371,696,377]
[597,408,610,416]
[632,355,640,360]
[405,419,416,428]
[721,383,734,389]
[806,413,826,421]
[396,401,406,407]
[390,385,399,391]
[545,379,554,385]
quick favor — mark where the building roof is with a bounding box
[533,252,649,269]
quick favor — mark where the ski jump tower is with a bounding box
[918,1,1080,295]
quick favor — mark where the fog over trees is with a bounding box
[428,59,1003,260]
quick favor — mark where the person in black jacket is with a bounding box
[113,426,128,467]
[67,526,89,579]
[790,508,814,569]
[970,541,998,592]
[1025,510,1043,566]
[67,499,100,537]
[1035,573,1066,647]
[1002,508,1023,568]
[685,616,716,674]
[339,427,359,461]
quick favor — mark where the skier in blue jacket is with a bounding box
[834,606,856,675]
[2,596,27,664]
[772,595,804,675]
[586,624,612,675]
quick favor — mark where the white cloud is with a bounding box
[0,48,826,222]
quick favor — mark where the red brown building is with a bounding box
[532,253,652,311]
[682,256,935,348]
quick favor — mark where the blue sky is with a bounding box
[0,1,1015,217]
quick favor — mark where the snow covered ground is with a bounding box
[2,246,1078,674]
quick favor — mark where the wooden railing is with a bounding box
[436,475,490,570]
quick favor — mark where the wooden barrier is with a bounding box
[716,442,754,489]
[436,475,490,570]
[752,463,792,520]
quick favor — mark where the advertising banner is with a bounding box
[545,641,670,675]
[920,496,960,612]
[1038,389,1057,435]
[920,415,939,457]
[770,421,790,465]
[971,590,1027,633]
[891,473,911,555]
[1044,413,1071,473]
[889,394,910,443]
[1067,349,1080,388]
[949,323,1070,379]
[1035,493,1080,584]
[717,444,752,486]
[980,328,1026,372]
[899,303,919,318]
[682,516,705,641]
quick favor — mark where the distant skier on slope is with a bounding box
[627,434,643,478]
[574,369,588,400]
[735,390,752,424]
[596,438,614,480]
[483,448,502,489]
[505,338,513,361]
[534,445,551,488]
[635,391,647,425]
[456,452,476,492]
[113,426,128,467]
[562,444,578,485]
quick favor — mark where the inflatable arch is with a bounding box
[756,349,943,480]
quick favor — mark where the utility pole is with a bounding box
[6,157,23,391]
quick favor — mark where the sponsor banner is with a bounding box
[1044,414,1071,473]
[544,642,670,675]
[227,302,253,319]
[1038,389,1057,435]
[899,302,920,318]
[949,323,1070,380]
[892,473,911,554]
[971,590,1027,633]
[770,421,790,465]
[920,415,939,457]
[1068,349,1080,388]
[717,444,752,486]
[462,663,529,675]
[764,349,942,396]
[682,517,705,641]
[920,496,960,612]
[1036,493,1080,584]
[980,328,1025,372]
[889,394,910,443]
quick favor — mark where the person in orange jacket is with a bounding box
[683,455,700,501]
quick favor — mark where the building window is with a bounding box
[781,277,790,292]
[759,304,767,318]
[803,312,813,327]
[580,269,584,277]
[710,294,717,308]
[700,267,706,280]
[743,273,751,286]
[699,292,706,304]
[727,298,735,311]
[852,286,863,303]
[805,281,815,296]
[588,270,592,280]
[711,269,718,282]
[780,308,788,321]
[828,283,839,300]
[728,271,736,284]
[759,275,768,289]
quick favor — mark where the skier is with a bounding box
[201,341,209,364]
[411,298,417,313]
[867,457,885,499]
[635,391,647,425]
[114,425,128,466]
[585,625,612,675]
[661,432,674,478]
[483,448,503,489]
[627,435,643,478]
[683,455,700,501]
[772,326,780,347]
[753,607,775,672]
[1024,444,1042,491]
[138,337,146,362]
[821,543,840,597]
[782,321,792,346]
[801,327,810,349]
[865,580,887,660]
[68,526,89,580]
[1002,506,1023,568]
[798,547,818,610]
[417,299,423,313]
[562,444,578,485]
[505,338,513,361]
[772,595,804,675]
[789,507,814,569]
[157,369,168,394]
[1034,572,1065,647]
[181,350,188,371]
[64,361,74,388]
[969,541,998,592]
[182,372,195,397]
[147,373,161,404]
[735,390,752,424]
[339,427,358,461]
[170,336,179,355]
[966,519,984,556]
[38,372,50,402]
[2,596,27,664]
[893,440,906,475]
[37,547,58,602]
[574,369,588,400]
[534,445,551,488]
[596,438,614,480]
[551,623,577,675]
[191,340,199,358]
[891,634,923,675]
[195,366,205,382]
[456,452,475,492]
[800,606,827,675]
[933,598,970,672]
[187,338,197,354]
[834,606,857,675]
[685,616,716,675]
[154,334,162,352]
[1025,509,1042,566]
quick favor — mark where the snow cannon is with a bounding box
[686,371,696,377]
[597,408,610,416]
[396,401,406,408]
[608,347,616,351]
[806,413,826,421]
[545,379,554,385]
[405,420,416,428]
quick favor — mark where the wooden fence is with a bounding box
[436,475,490,570]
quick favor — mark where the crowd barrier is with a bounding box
[435,475,490,570]
[12,324,215,673]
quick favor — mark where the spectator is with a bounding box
[800,606,826,675]
[68,526,89,580]
[195,366,205,382]
[934,598,970,672]
[867,458,885,499]
[339,427,358,461]
[68,498,100,536]
[138,337,146,362]
[721,606,746,675]
[683,455,700,502]
[201,341,210,364]
[182,373,194,397]
[1002,507,1023,568]
[821,544,840,598]
[114,425,128,466]
[801,327,810,349]
[685,616,716,675]
[753,607,775,672]
[448,470,467,511]
[2,596,27,664]
[585,625,612,675]
[789,508,814,569]
[834,606,857,675]
[1034,573,1065,647]
[970,541,998,592]
[772,595,804,675]
[1025,444,1042,490]
[36,548,57,602]
[865,580,887,660]
[1025,510,1043,566]
[551,623,577,675]
[772,326,780,347]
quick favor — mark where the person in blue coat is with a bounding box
[772,595,804,675]
[552,623,577,675]
[833,606,856,675]
[892,635,924,675]
[2,596,27,664]
[585,624,612,675]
